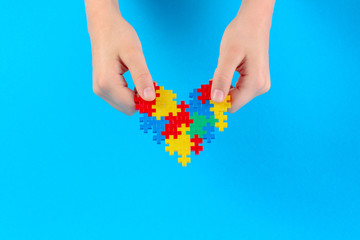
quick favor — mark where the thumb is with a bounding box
[124,50,155,101]
[211,53,243,103]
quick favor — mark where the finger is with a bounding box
[93,60,136,115]
[123,50,155,101]
[107,77,136,115]
[94,75,136,116]
[228,81,255,113]
[102,94,136,116]
[229,55,270,113]
[211,51,245,103]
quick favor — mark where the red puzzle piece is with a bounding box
[191,135,203,155]
[134,83,159,116]
[196,80,212,104]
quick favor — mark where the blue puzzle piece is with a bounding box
[202,122,215,143]
[153,117,168,133]
[196,99,213,118]
[188,89,203,116]
[189,89,201,101]
[140,113,156,133]
[153,134,165,144]
[152,117,168,144]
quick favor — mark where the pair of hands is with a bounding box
[86,1,274,115]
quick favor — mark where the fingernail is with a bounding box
[212,89,225,102]
[143,87,155,100]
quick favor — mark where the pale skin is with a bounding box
[85,0,275,115]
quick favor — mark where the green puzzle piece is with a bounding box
[187,112,218,138]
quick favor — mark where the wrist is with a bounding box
[237,0,275,32]
[85,0,122,35]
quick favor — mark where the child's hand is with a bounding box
[211,0,275,113]
[86,1,155,115]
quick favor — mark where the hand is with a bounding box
[86,2,155,115]
[211,1,274,113]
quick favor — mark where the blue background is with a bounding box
[1,0,359,239]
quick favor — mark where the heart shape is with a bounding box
[134,80,231,167]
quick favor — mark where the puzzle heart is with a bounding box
[134,80,231,167]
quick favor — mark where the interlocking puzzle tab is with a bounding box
[134,80,231,167]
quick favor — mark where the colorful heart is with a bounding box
[134,80,231,167]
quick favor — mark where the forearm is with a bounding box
[84,0,121,35]
[238,0,275,31]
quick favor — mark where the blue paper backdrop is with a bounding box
[0,0,359,239]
